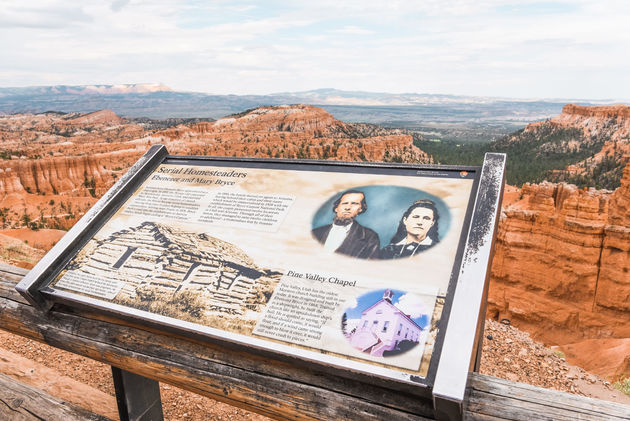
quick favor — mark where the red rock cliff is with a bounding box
[561,104,630,119]
[524,104,630,177]
[488,158,630,379]
[154,105,430,164]
[0,107,429,231]
[0,156,109,196]
[596,162,630,314]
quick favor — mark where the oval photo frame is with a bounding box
[311,185,451,259]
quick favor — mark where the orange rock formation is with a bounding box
[0,105,429,231]
[561,104,630,120]
[0,155,108,195]
[526,104,630,140]
[488,158,630,380]
[155,105,429,163]
[489,105,630,380]
[525,104,630,175]
[0,110,149,230]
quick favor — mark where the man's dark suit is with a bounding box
[312,222,380,259]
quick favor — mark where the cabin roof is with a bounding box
[102,221,263,275]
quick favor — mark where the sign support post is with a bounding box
[112,367,164,421]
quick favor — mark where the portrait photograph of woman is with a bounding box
[380,199,440,259]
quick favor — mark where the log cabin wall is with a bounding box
[69,221,263,314]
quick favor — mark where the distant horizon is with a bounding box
[1,83,628,104]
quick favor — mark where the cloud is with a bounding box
[331,26,374,35]
[0,3,93,28]
[344,297,358,310]
[394,293,427,319]
[1,0,629,99]
[110,0,129,13]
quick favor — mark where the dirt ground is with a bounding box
[0,228,66,252]
[479,320,630,405]
[0,320,628,420]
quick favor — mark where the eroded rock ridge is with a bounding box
[489,159,630,380]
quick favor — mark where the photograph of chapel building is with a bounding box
[60,221,279,319]
[343,289,429,357]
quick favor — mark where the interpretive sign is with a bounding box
[16,146,505,417]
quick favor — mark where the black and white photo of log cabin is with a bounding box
[63,221,281,333]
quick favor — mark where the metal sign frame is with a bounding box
[16,146,505,420]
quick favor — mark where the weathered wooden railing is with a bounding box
[0,372,109,421]
[1,262,628,421]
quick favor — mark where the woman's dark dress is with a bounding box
[380,241,433,259]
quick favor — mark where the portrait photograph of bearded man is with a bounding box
[311,190,381,259]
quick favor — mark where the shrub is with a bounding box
[614,377,630,397]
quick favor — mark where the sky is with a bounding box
[1,0,629,99]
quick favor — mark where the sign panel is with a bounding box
[17,147,504,395]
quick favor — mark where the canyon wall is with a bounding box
[526,104,630,179]
[0,155,110,196]
[488,159,630,379]
[155,104,430,163]
[560,104,630,121]
[0,105,428,231]
[595,163,630,315]
[526,104,630,141]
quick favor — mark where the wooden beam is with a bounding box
[1,263,629,421]
[0,372,110,421]
[466,373,630,421]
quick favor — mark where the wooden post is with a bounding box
[112,367,164,421]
